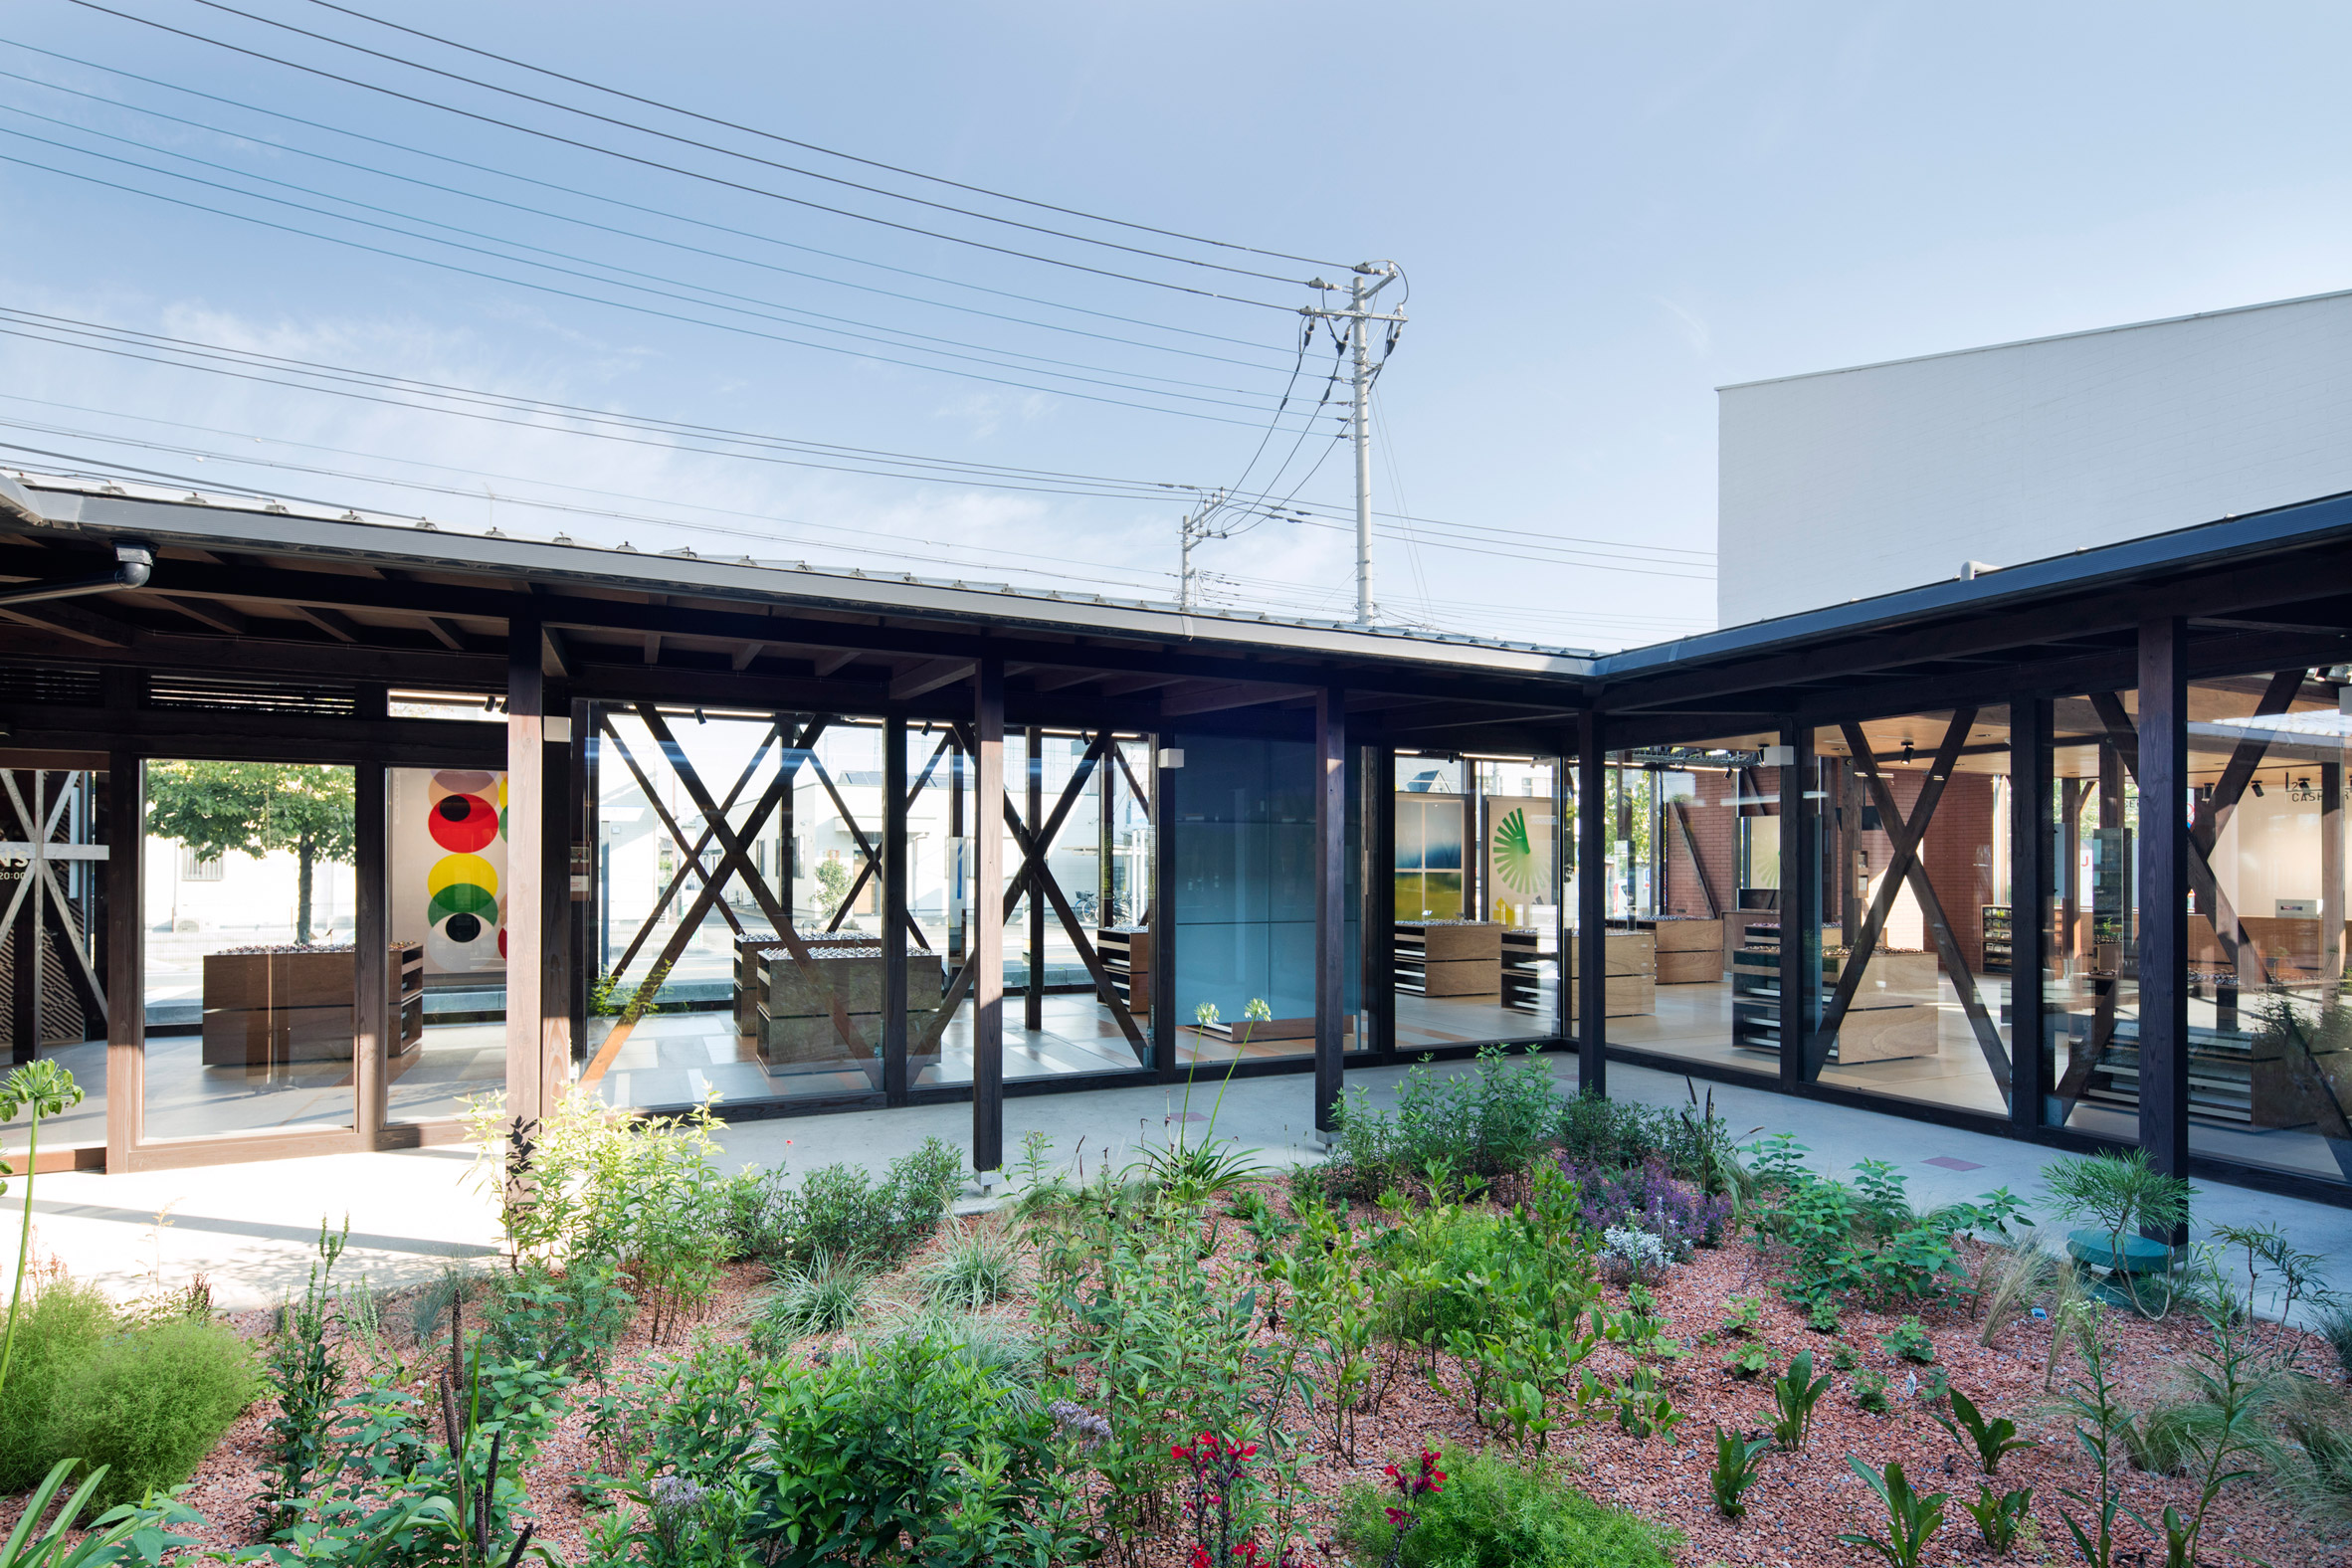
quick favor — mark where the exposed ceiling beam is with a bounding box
[812,649,859,678]
[1026,669,1101,692]
[421,617,465,652]
[542,624,575,679]
[157,595,248,636]
[288,605,361,644]
[731,641,764,672]
[889,657,977,700]
[643,631,662,666]
[1095,672,1184,697]
[0,600,134,648]
[1158,681,1317,717]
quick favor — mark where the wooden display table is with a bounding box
[1568,929,1656,1017]
[734,932,873,1037]
[1822,948,1940,1064]
[1394,920,1502,996]
[201,943,423,1068]
[749,943,945,1067]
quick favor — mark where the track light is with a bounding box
[2253,780,2264,797]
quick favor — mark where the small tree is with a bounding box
[146,762,355,944]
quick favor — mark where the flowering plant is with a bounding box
[1379,1447,1447,1567]
[1174,1431,1261,1565]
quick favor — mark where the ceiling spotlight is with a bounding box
[1901,739,1915,765]
[2298,777,2311,793]
[2253,779,2264,797]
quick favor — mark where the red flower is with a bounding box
[1191,1547,1212,1568]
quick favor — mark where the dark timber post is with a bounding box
[1150,734,1178,1080]
[1364,743,1396,1058]
[2137,616,2190,1219]
[2012,697,2052,1132]
[882,711,909,1104]
[505,605,546,1131]
[2325,759,2345,983]
[1777,721,1816,1094]
[972,658,1005,1174]
[1314,686,1347,1131]
[1025,725,1045,1033]
[354,686,389,1145]
[1552,737,1572,1046]
[1575,710,1607,1094]
[103,749,142,1165]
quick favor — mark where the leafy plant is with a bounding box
[1709,1427,1772,1518]
[1722,1343,1771,1380]
[1606,1365,1681,1441]
[1962,1482,2033,1553]
[758,1136,965,1271]
[0,1061,86,1401]
[2041,1149,2192,1317]
[1335,1444,1677,1568]
[52,1317,258,1508]
[2118,1273,2272,1568]
[0,1272,111,1490]
[1932,1387,2036,1474]
[478,1259,633,1383]
[1770,1350,1832,1451]
[1879,1317,1934,1363]
[1854,1367,1891,1415]
[2315,1295,2352,1380]
[1838,1458,1948,1568]
[1329,1048,1563,1199]
[1804,1295,1842,1334]
[1565,1156,1733,1254]
[751,1251,869,1347]
[1829,1341,1860,1371]
[2054,1304,2130,1568]
[0,1460,201,1568]
[260,1220,350,1525]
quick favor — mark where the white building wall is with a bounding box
[1717,288,2352,629]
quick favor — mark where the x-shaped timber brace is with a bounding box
[1809,712,2013,1094]
[912,726,1149,1066]
[2057,677,2352,1167]
[1,770,106,1060]
[812,728,951,948]
[582,705,879,1088]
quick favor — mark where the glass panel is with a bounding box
[1170,732,1319,1066]
[142,760,356,1138]
[1810,709,2013,1118]
[2045,697,2139,1143]
[587,708,880,1110]
[1389,751,1561,1054]
[2183,673,2351,1186]
[921,728,1157,1086]
[1,768,107,1148]
[387,767,507,1122]
[1601,737,1776,1078]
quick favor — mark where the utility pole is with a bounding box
[1176,488,1227,613]
[1302,262,1404,626]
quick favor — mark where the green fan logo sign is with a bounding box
[1492,807,1544,897]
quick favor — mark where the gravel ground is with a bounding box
[9,1181,2347,1567]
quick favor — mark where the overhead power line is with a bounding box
[67,0,1307,308]
[295,0,1349,273]
[0,40,1293,359]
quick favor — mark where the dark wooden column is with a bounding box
[882,711,909,1103]
[1552,738,1572,1044]
[1364,742,1396,1058]
[1024,724,1044,1033]
[1776,722,1817,1093]
[353,687,389,1144]
[1150,735,1178,1080]
[2011,697,2052,1132]
[505,605,546,1130]
[1575,709,1607,1094]
[2137,616,2190,1208]
[103,747,142,1166]
[1314,686,1347,1131]
[567,695,593,1062]
[971,658,1005,1173]
[2325,759,2345,983]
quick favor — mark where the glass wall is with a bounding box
[1388,750,1560,1053]
[142,760,357,1139]
[385,766,506,1123]
[1,767,108,1149]
[919,727,1156,1086]
[2180,672,2352,1186]
[1810,708,2014,1117]
[1604,738,1776,1077]
[2043,696,2139,1143]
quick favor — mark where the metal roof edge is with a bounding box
[8,477,1602,682]
[1593,487,2352,681]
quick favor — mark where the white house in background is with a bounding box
[1716,287,2352,628]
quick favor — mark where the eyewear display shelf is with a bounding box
[1096,927,1152,1014]
[1393,920,1504,997]
[1501,928,1546,1014]
[1982,906,2012,975]
[1730,938,1780,1058]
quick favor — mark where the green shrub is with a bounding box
[919,1224,1021,1309]
[1881,1317,1936,1363]
[479,1258,634,1380]
[53,1318,257,1506]
[1336,1444,1678,1567]
[0,1274,113,1490]
[1328,1048,1561,1197]
[2314,1296,2352,1381]
[772,1138,965,1269]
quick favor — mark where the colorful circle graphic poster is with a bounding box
[397,768,508,975]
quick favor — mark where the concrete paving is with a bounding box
[8,1054,2350,1317]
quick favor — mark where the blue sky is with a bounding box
[2,2,2348,649]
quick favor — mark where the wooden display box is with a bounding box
[1395,920,1503,997]
[734,933,873,1036]
[201,943,423,1068]
[1568,930,1656,1017]
[752,946,946,1067]
[1649,917,1722,984]
[1822,949,1940,1065]
[1097,927,1152,1013]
